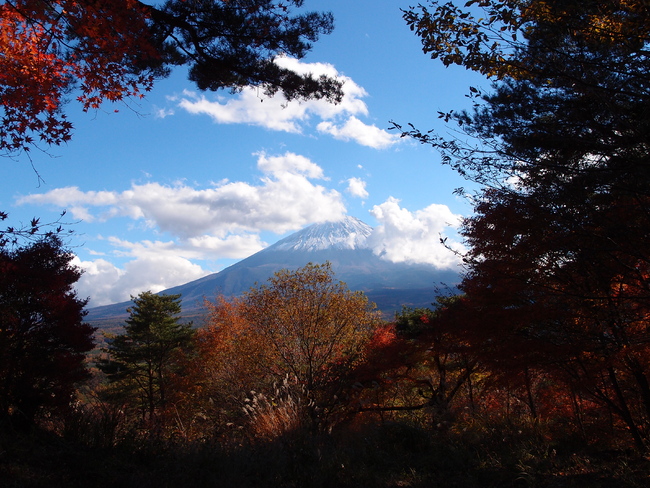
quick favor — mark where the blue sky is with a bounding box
[4,1,487,307]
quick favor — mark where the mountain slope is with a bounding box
[86,217,459,326]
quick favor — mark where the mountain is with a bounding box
[86,217,460,328]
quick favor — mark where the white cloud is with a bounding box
[18,152,346,238]
[154,106,174,118]
[317,117,399,149]
[22,187,118,209]
[174,57,398,148]
[74,253,208,307]
[256,151,325,179]
[74,234,261,307]
[346,177,369,199]
[22,152,348,307]
[105,233,266,262]
[178,89,307,132]
[368,197,465,269]
[73,257,124,305]
[186,234,266,258]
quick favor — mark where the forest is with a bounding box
[3,0,650,486]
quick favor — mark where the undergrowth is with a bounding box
[2,414,649,488]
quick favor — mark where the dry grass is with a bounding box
[243,375,313,442]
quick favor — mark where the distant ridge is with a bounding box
[86,217,459,327]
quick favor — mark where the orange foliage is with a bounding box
[173,264,383,436]
[1,1,341,154]
[196,295,266,392]
[0,0,156,152]
[162,296,262,439]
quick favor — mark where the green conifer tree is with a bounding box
[101,291,194,423]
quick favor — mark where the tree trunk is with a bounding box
[607,366,645,450]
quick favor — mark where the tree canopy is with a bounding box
[242,263,379,390]
[195,263,381,433]
[100,291,194,423]
[0,236,94,425]
[1,0,341,154]
[399,0,650,449]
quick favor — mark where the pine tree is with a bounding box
[101,291,194,423]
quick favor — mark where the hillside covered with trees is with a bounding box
[3,0,650,486]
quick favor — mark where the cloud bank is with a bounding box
[20,152,346,306]
[19,153,464,306]
[20,152,346,239]
[174,57,400,149]
[368,197,465,269]
[69,196,465,307]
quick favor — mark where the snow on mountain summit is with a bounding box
[270,216,372,252]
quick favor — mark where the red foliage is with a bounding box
[0,0,156,153]
[0,1,341,154]
[448,190,650,448]
[0,237,95,423]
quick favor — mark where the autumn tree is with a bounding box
[1,0,341,154]
[196,263,381,433]
[166,294,260,439]
[0,236,95,426]
[347,300,478,428]
[396,302,477,418]
[397,0,650,448]
[100,291,194,424]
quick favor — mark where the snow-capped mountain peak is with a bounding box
[270,216,372,252]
